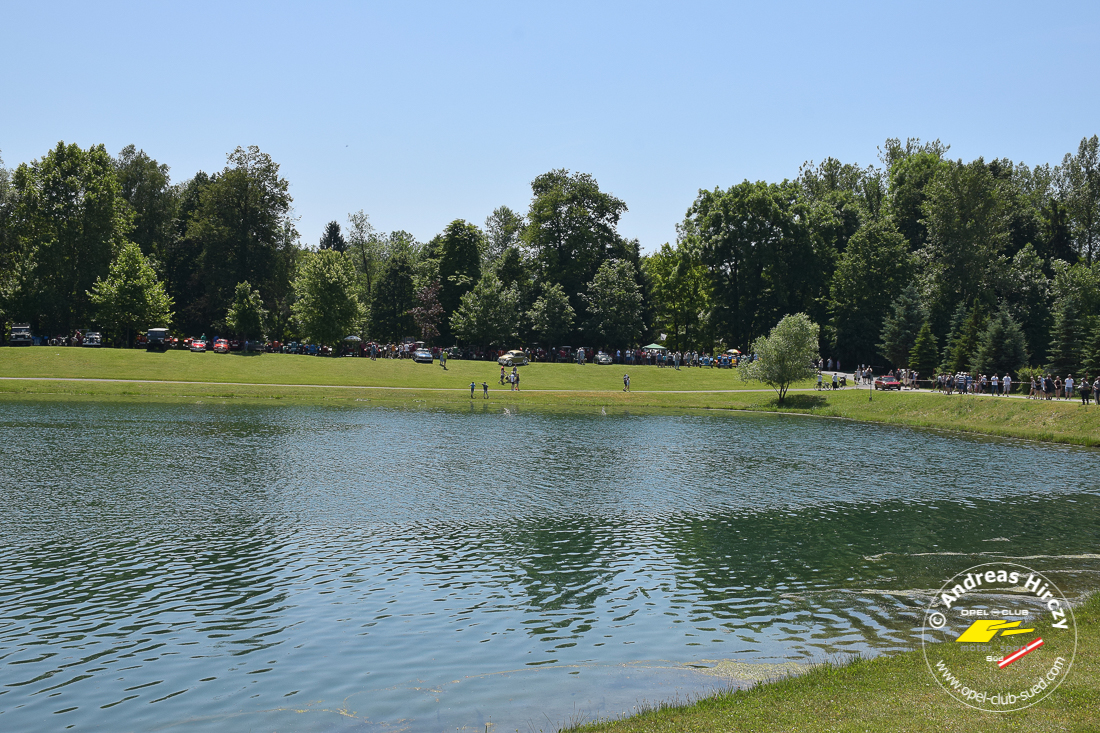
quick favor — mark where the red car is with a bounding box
[190,339,207,353]
[874,375,901,390]
[213,338,230,353]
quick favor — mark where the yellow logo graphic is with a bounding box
[955,620,1035,643]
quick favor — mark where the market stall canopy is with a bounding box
[643,343,668,351]
[726,349,741,354]
[344,335,362,341]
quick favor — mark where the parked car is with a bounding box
[82,332,103,347]
[412,348,434,363]
[213,338,230,353]
[229,339,241,351]
[190,339,207,353]
[874,375,901,390]
[497,349,529,367]
[10,323,32,346]
[594,351,612,365]
[146,328,170,352]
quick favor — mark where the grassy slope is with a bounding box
[568,593,1099,733]
[2,349,1100,445]
[0,347,764,391]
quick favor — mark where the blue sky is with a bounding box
[2,1,1098,252]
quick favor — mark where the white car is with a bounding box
[497,350,529,367]
[412,348,434,363]
[594,351,612,365]
[82,332,102,347]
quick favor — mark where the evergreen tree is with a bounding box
[971,307,1028,376]
[1081,316,1100,378]
[877,283,923,367]
[319,221,347,252]
[909,321,939,380]
[1047,297,1082,376]
[945,302,986,374]
[939,302,969,372]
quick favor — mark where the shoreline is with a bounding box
[566,592,1099,732]
[1,350,1099,447]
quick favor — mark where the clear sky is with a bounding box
[2,1,1098,252]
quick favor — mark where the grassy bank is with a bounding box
[2,349,1100,446]
[566,593,1099,733]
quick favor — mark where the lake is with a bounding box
[1,400,1098,732]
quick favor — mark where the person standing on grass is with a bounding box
[623,373,630,392]
[440,350,447,370]
[500,364,506,385]
[1080,377,1092,405]
[514,370,520,392]
[832,373,838,390]
[482,382,489,399]
[1003,373,1011,396]
[1066,375,1075,400]
[470,381,476,398]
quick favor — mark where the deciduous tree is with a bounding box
[87,241,174,346]
[739,313,819,404]
[291,250,363,347]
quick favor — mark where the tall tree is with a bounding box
[436,219,483,341]
[318,220,347,252]
[483,205,524,265]
[922,158,1009,329]
[369,251,416,342]
[186,146,296,332]
[582,259,645,349]
[346,209,381,304]
[643,242,710,351]
[522,169,630,333]
[829,220,915,366]
[877,283,924,368]
[885,144,948,250]
[87,241,174,346]
[10,141,133,334]
[114,145,177,262]
[1057,135,1100,265]
[683,181,819,351]
[291,250,363,347]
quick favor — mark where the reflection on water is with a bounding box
[1,402,1098,731]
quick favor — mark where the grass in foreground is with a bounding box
[3,349,1100,446]
[566,593,1099,733]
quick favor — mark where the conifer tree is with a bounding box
[1047,298,1082,376]
[909,321,939,381]
[943,301,985,374]
[972,306,1028,376]
[878,283,923,367]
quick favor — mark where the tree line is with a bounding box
[2,136,1099,376]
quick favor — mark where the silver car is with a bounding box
[497,350,529,367]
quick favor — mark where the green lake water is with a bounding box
[1,401,1098,731]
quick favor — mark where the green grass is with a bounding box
[2,348,1100,446]
[566,593,1100,733]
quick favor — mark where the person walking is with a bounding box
[482,382,489,399]
[440,350,448,370]
[500,364,506,385]
[623,373,630,392]
[514,370,520,392]
[1080,376,1092,405]
[1003,373,1011,396]
[832,372,838,390]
